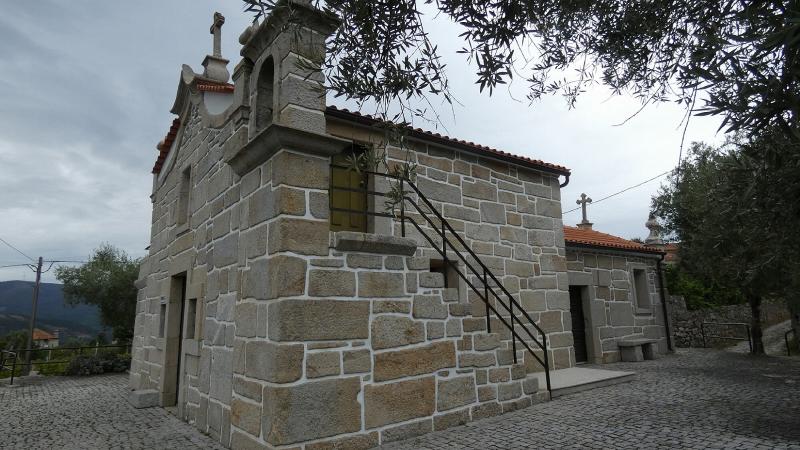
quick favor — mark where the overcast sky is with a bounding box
[0,1,723,283]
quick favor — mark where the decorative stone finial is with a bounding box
[645,213,664,245]
[576,193,593,230]
[201,12,231,83]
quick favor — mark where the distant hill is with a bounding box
[0,281,106,340]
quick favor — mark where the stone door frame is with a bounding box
[567,271,604,364]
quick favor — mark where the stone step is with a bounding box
[532,367,635,399]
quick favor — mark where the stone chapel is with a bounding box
[128,3,671,448]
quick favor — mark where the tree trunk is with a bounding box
[789,298,800,353]
[748,295,765,355]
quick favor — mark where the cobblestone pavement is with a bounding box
[1,350,798,449]
[0,374,223,450]
[382,349,800,449]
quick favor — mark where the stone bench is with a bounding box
[617,339,658,362]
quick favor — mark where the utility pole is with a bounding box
[23,256,43,375]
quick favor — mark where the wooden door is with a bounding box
[569,286,588,363]
[330,153,368,232]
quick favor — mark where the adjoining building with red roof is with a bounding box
[130,4,669,448]
[562,215,669,364]
[32,328,59,348]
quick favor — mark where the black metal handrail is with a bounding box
[330,165,551,393]
[786,328,796,356]
[700,322,752,352]
[0,350,18,385]
[0,343,131,386]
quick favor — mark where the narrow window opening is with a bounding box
[633,268,650,310]
[430,258,460,291]
[158,303,167,338]
[256,57,275,131]
[177,167,191,226]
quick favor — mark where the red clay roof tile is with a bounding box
[563,226,664,254]
[151,95,569,177]
[152,118,181,174]
[325,106,570,176]
[32,329,56,340]
[197,83,235,93]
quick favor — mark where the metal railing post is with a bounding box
[543,334,551,393]
[746,325,752,353]
[11,354,17,386]
[511,300,517,364]
[700,322,706,348]
[484,270,491,333]
[786,329,794,356]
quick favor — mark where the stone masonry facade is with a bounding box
[129,2,574,449]
[565,248,668,363]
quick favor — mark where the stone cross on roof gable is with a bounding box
[210,12,225,57]
[201,12,230,83]
[576,193,593,230]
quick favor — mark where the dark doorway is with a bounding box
[569,286,588,363]
[163,274,187,407]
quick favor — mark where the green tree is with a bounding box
[244,0,799,137]
[0,330,30,351]
[653,129,800,354]
[663,265,744,310]
[55,245,140,342]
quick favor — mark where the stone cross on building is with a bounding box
[576,193,593,230]
[201,12,230,83]
[210,12,225,57]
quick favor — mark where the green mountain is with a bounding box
[0,281,106,340]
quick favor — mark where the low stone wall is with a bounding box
[668,296,790,348]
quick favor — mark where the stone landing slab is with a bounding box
[534,367,635,398]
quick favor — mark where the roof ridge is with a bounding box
[325,106,570,176]
[563,225,663,254]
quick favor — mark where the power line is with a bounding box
[563,169,675,215]
[0,263,35,269]
[0,237,35,262]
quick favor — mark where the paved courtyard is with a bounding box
[383,349,800,449]
[0,349,798,449]
[0,374,223,450]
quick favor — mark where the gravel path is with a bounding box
[728,320,795,356]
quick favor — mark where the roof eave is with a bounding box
[325,107,571,177]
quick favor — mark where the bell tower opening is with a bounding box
[255,56,275,131]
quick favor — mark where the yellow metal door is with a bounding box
[330,153,368,232]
